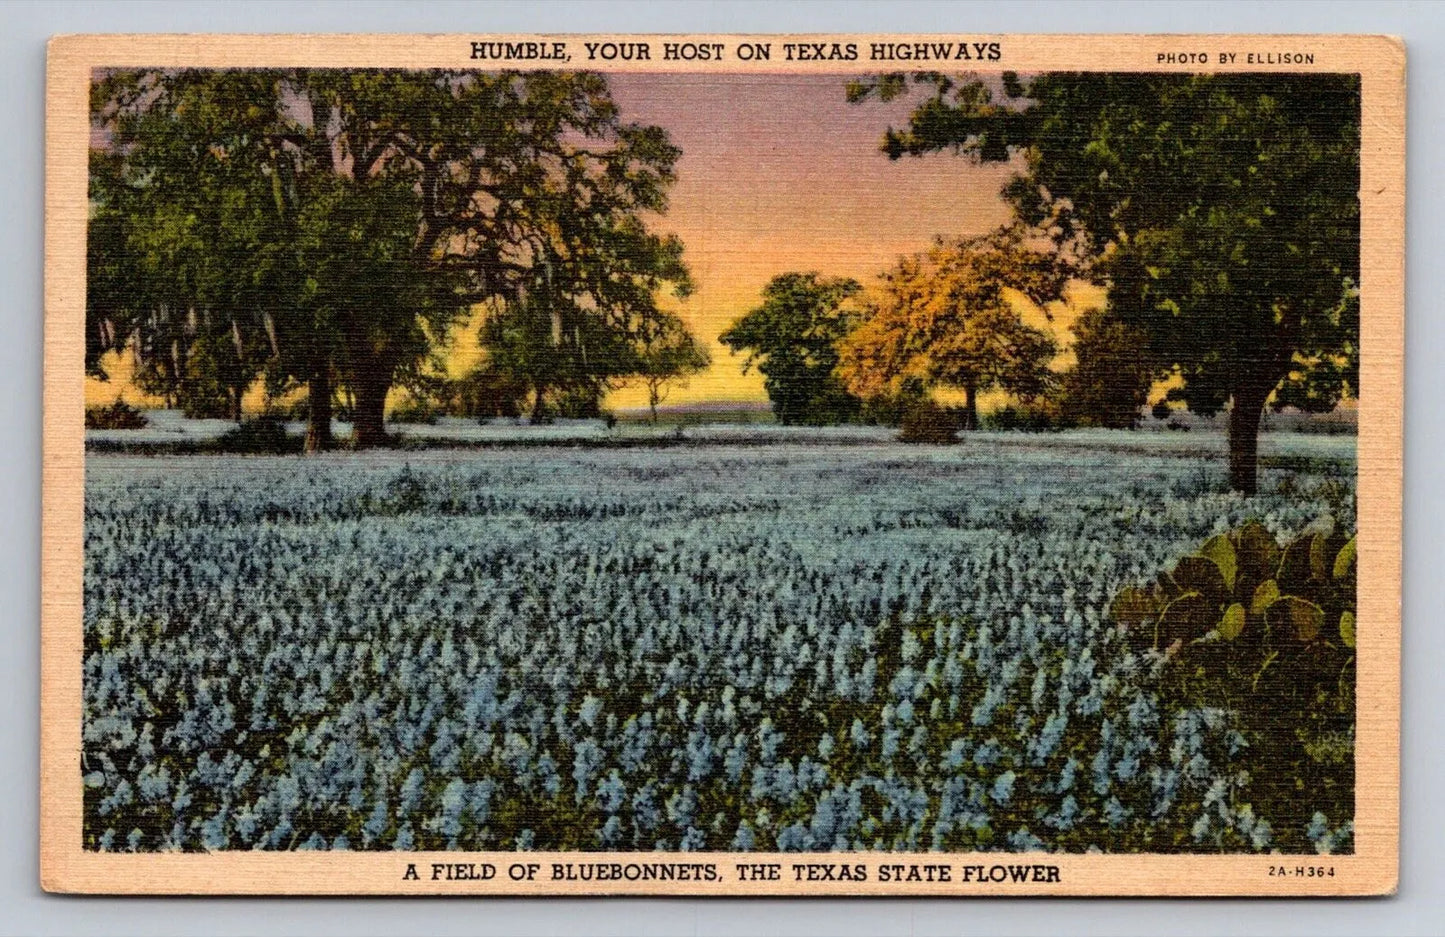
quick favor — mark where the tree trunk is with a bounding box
[170,339,186,410]
[648,380,661,424]
[228,385,243,424]
[351,377,389,449]
[1228,380,1272,495]
[530,383,548,424]
[305,366,333,453]
[963,383,978,431]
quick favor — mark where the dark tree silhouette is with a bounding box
[850,72,1360,492]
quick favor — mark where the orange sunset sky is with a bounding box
[602,72,1101,409]
[87,72,1104,412]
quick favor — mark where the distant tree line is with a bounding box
[87,69,703,449]
[719,230,1074,436]
[89,69,1361,492]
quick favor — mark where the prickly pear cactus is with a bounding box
[1110,519,1357,654]
[1108,519,1358,852]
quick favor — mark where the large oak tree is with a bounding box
[838,229,1066,430]
[91,68,691,449]
[850,72,1360,492]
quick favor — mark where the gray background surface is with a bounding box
[4,2,1440,934]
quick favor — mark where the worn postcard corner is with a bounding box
[42,32,1402,897]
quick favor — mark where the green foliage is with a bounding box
[1272,349,1358,415]
[856,381,929,427]
[84,399,149,430]
[266,394,352,425]
[549,382,609,420]
[388,398,439,426]
[897,401,962,444]
[295,173,469,444]
[88,75,284,411]
[176,332,259,421]
[92,68,690,448]
[395,366,531,421]
[1059,307,1161,429]
[1111,521,1354,653]
[981,399,1071,433]
[360,464,429,515]
[634,312,711,422]
[720,273,865,426]
[213,418,301,454]
[851,72,1360,492]
[452,366,529,420]
[1108,520,1357,851]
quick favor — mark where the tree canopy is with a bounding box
[850,72,1360,491]
[838,229,1066,429]
[479,217,693,423]
[1056,306,1161,430]
[719,273,863,426]
[89,68,694,448]
[632,311,711,423]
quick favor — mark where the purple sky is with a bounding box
[604,72,1024,403]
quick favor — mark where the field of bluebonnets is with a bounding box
[82,425,1357,855]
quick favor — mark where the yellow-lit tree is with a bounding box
[839,229,1067,430]
[850,72,1360,491]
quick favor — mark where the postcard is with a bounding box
[42,33,1403,895]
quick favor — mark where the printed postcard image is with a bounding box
[41,33,1403,896]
